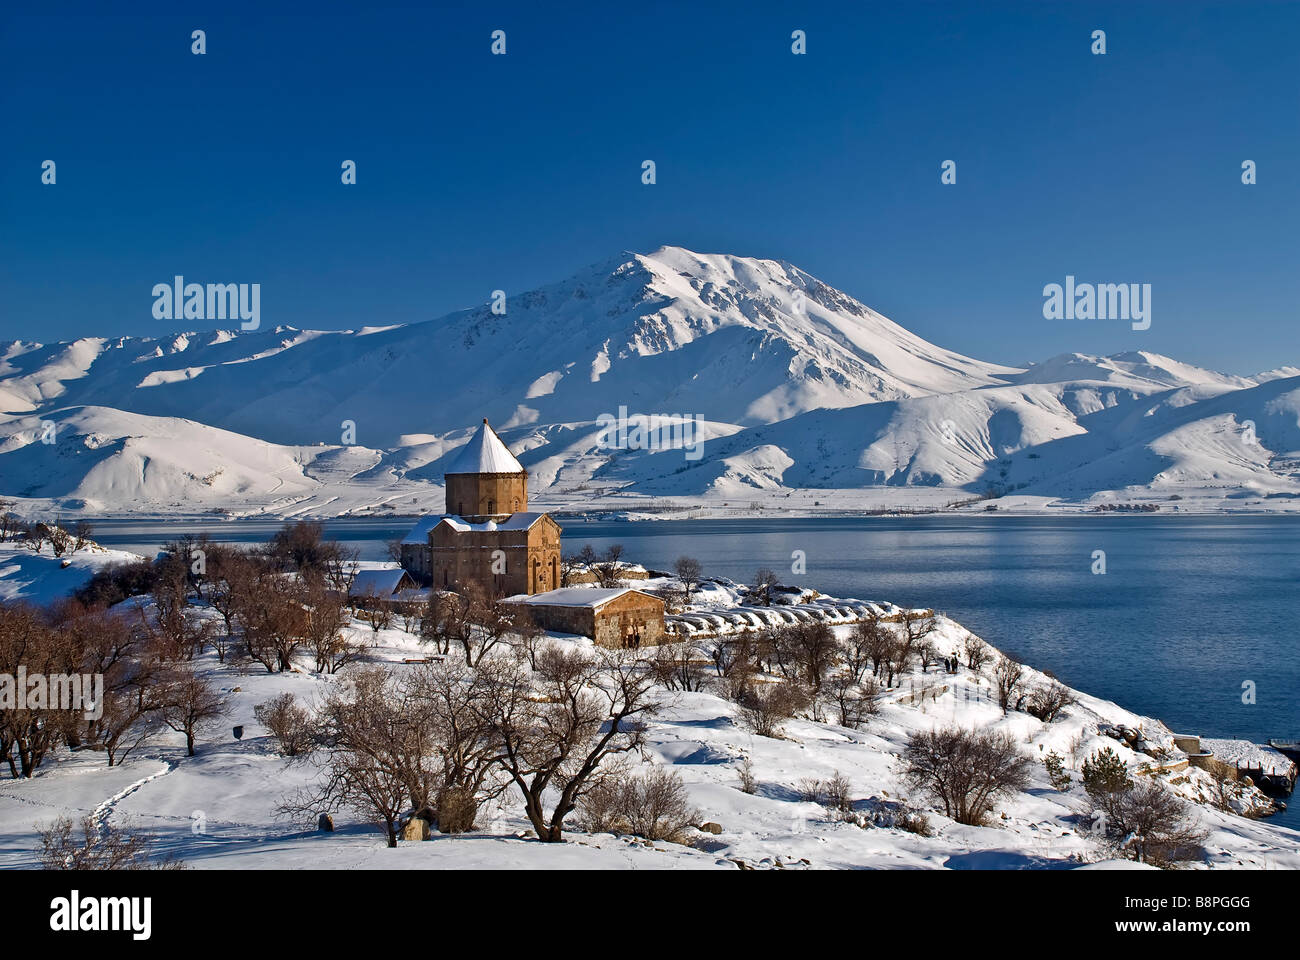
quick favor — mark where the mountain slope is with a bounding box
[0,247,1017,448]
[598,375,1300,504]
[0,246,1294,516]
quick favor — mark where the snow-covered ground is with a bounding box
[3,247,1299,519]
[0,542,145,605]
[2,574,1296,871]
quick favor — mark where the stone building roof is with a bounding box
[349,567,414,597]
[436,512,548,533]
[502,586,664,609]
[401,511,550,546]
[445,419,524,475]
[401,515,442,545]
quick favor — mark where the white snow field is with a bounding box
[0,542,145,606]
[2,247,1298,519]
[1,574,1296,872]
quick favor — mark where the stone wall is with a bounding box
[445,471,527,521]
[428,518,561,596]
[508,592,665,648]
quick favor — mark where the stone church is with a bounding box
[400,419,562,596]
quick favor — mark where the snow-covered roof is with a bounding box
[502,586,662,609]
[437,512,547,532]
[349,567,412,597]
[401,515,442,545]
[445,419,524,475]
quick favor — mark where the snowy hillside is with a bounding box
[1,576,1295,871]
[1,248,1297,517]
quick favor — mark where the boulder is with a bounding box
[699,822,723,835]
[402,818,431,842]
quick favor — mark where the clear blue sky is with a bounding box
[2,0,1296,373]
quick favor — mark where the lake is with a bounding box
[87,514,1300,825]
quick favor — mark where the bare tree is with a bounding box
[754,624,795,678]
[356,596,394,635]
[903,726,1032,825]
[710,634,758,702]
[201,547,256,658]
[71,520,94,551]
[22,521,47,553]
[280,670,415,848]
[305,583,367,674]
[0,603,74,777]
[824,669,880,729]
[576,766,699,843]
[673,556,703,598]
[736,680,808,739]
[559,553,583,587]
[160,667,228,756]
[1026,678,1076,723]
[918,640,940,673]
[788,621,838,695]
[650,640,711,692]
[141,579,212,662]
[851,615,893,680]
[509,610,546,670]
[98,662,167,766]
[993,653,1028,715]
[48,521,72,557]
[408,659,512,832]
[255,693,317,757]
[234,571,308,672]
[882,631,912,688]
[749,568,780,606]
[1088,777,1208,867]
[39,815,183,870]
[420,590,469,656]
[482,646,656,842]
[420,584,510,666]
[963,635,992,672]
[593,544,627,589]
[896,608,936,671]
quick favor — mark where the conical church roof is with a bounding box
[445,419,524,475]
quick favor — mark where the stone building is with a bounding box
[501,587,666,648]
[400,419,562,596]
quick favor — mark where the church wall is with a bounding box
[427,521,561,597]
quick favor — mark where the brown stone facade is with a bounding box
[506,591,666,648]
[428,515,561,597]
[445,471,526,522]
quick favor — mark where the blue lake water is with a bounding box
[88,514,1300,824]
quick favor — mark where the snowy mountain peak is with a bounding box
[1014,351,1254,391]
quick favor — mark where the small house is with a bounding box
[349,568,418,608]
[501,587,665,648]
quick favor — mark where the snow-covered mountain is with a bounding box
[2,246,1297,516]
[0,247,1015,446]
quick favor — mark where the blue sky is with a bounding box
[2,0,1296,373]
